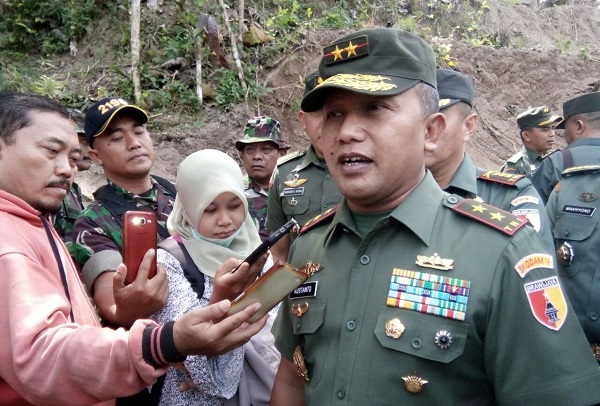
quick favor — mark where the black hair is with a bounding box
[414,82,440,117]
[0,92,69,145]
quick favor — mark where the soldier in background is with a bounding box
[500,106,562,178]
[532,92,600,203]
[236,116,289,242]
[266,71,341,262]
[428,70,554,251]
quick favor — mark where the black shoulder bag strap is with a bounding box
[560,148,573,171]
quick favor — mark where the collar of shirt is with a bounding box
[446,153,479,198]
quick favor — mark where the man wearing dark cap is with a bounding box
[427,69,553,251]
[70,97,174,329]
[270,28,600,406]
[265,71,341,262]
[532,91,600,203]
[500,106,562,178]
[236,116,289,242]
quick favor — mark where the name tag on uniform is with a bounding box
[561,205,596,216]
[283,187,305,197]
[290,281,318,299]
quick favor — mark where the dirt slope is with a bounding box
[76,3,600,199]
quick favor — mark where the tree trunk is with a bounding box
[131,0,142,104]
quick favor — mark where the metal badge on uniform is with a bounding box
[291,302,309,317]
[402,374,428,394]
[561,205,596,216]
[434,330,453,349]
[523,276,568,331]
[556,242,574,266]
[289,281,318,299]
[385,318,405,339]
[284,173,308,188]
[580,192,598,203]
[415,253,454,271]
[293,345,310,382]
[288,197,298,206]
[283,187,305,197]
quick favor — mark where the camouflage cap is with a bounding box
[301,27,437,112]
[84,97,148,147]
[436,69,475,109]
[303,71,323,97]
[517,106,562,130]
[555,92,600,129]
[235,116,288,150]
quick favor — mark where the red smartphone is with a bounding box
[123,211,157,285]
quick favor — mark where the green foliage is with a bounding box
[214,65,268,110]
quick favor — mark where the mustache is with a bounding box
[47,179,71,189]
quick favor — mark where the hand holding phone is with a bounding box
[123,211,158,285]
[231,218,298,273]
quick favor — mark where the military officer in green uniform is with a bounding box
[532,92,600,203]
[500,106,562,178]
[266,71,341,262]
[270,28,600,406]
[546,170,600,357]
[428,69,554,251]
[236,115,289,242]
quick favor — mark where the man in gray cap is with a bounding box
[236,115,289,241]
[270,28,600,406]
[501,106,562,178]
[532,91,600,203]
[427,69,553,251]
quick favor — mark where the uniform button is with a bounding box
[322,203,328,208]
[346,320,356,331]
[448,196,458,204]
[336,389,345,399]
[290,210,295,214]
[590,313,599,321]
[296,322,302,329]
[411,338,422,349]
[360,255,370,265]
[325,174,331,179]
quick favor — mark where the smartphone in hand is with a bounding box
[123,211,157,285]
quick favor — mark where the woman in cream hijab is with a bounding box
[151,149,277,406]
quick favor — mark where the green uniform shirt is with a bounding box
[547,165,600,343]
[273,172,600,405]
[266,146,341,242]
[446,154,554,252]
[531,138,600,203]
[500,146,547,178]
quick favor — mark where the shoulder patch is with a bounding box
[453,199,528,236]
[561,164,600,177]
[505,152,522,165]
[277,149,306,166]
[479,170,525,186]
[300,206,338,234]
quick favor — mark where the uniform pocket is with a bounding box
[554,213,599,277]
[281,194,310,218]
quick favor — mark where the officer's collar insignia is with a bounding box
[323,35,369,65]
[580,192,598,202]
[523,276,568,331]
[387,268,470,321]
[415,253,454,271]
[478,170,525,186]
[514,254,553,278]
[300,206,338,234]
[556,242,574,266]
[402,374,428,394]
[284,173,308,188]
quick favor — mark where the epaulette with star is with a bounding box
[452,198,528,236]
[277,149,306,166]
[478,170,525,186]
[299,206,338,235]
[561,164,600,176]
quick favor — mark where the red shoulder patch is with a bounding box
[478,170,525,186]
[452,199,528,236]
[300,206,338,234]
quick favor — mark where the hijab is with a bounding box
[167,149,261,278]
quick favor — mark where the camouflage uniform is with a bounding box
[266,146,341,243]
[53,182,84,244]
[70,177,175,291]
[243,174,270,242]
